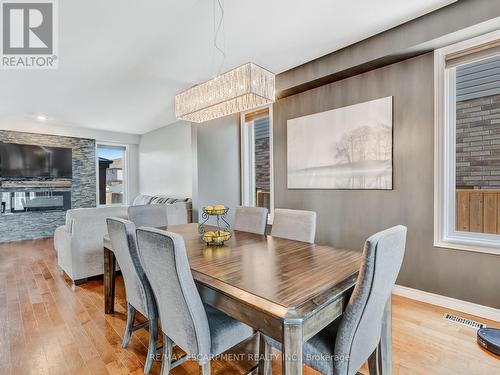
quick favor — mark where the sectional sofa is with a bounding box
[54,195,192,284]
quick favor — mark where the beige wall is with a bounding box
[191,114,241,225]
[273,53,500,309]
[139,121,192,198]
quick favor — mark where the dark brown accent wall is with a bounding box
[273,53,500,309]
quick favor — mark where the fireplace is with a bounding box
[0,190,71,214]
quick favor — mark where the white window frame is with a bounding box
[95,142,129,206]
[240,105,274,222]
[434,29,500,256]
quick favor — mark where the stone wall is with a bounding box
[255,137,270,192]
[456,94,500,188]
[0,130,96,242]
[254,117,270,193]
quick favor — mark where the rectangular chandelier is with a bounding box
[175,63,275,123]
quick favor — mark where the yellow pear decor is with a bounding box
[199,204,231,246]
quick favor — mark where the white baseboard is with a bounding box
[393,285,500,323]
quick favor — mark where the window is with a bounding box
[97,144,127,205]
[241,106,274,219]
[435,30,500,254]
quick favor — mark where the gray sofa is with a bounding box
[54,195,192,284]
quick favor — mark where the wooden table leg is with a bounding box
[282,318,303,375]
[104,246,116,314]
[379,295,392,375]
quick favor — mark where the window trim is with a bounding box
[240,105,274,223]
[95,142,129,206]
[434,29,500,256]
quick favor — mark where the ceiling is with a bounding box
[0,0,456,135]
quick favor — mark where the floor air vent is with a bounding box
[443,313,486,330]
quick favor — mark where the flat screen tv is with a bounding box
[0,143,72,179]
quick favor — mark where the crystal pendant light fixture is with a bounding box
[175,0,275,123]
[175,62,275,123]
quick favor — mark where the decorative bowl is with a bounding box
[203,205,229,216]
[202,230,232,246]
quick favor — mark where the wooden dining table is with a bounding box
[103,223,392,375]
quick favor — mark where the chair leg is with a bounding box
[199,362,211,375]
[144,317,159,373]
[367,343,380,375]
[258,333,272,375]
[122,303,136,348]
[160,334,173,375]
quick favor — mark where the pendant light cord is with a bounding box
[213,0,226,75]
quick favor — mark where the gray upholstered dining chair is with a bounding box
[261,225,407,375]
[106,218,159,374]
[233,206,269,235]
[136,227,255,375]
[128,204,168,228]
[270,208,317,243]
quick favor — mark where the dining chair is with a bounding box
[270,208,317,243]
[128,204,168,228]
[136,227,255,375]
[234,206,269,235]
[106,218,159,374]
[261,225,407,375]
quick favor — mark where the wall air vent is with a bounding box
[443,313,486,330]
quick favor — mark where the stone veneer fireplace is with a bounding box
[0,130,96,242]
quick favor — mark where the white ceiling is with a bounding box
[0,0,456,135]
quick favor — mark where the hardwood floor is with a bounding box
[0,238,498,375]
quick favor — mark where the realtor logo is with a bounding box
[1,0,58,69]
